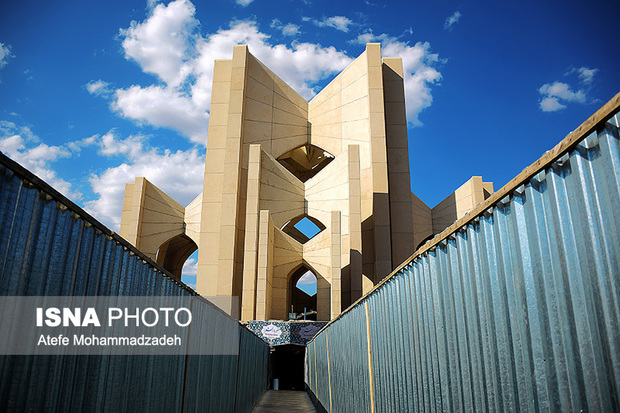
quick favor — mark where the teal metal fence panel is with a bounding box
[0,153,269,412]
[307,102,620,412]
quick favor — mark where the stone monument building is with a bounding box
[120,43,492,321]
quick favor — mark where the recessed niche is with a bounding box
[281,215,326,244]
[277,144,334,182]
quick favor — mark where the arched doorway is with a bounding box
[155,234,198,279]
[287,265,317,321]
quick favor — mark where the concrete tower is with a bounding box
[120,43,492,321]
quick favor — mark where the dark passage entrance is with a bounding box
[270,344,305,391]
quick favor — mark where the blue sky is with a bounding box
[1,0,618,288]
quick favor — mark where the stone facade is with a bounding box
[120,43,492,321]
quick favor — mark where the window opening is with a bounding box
[281,215,326,244]
[276,144,334,182]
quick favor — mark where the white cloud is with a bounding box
[271,19,300,36]
[538,80,589,112]
[182,257,198,277]
[98,130,146,158]
[304,16,353,32]
[0,121,81,199]
[236,0,254,6]
[113,85,209,144]
[539,82,586,103]
[85,79,113,97]
[83,130,205,230]
[538,66,599,112]
[66,135,98,152]
[121,0,197,87]
[282,23,301,36]
[355,33,376,44]
[386,42,442,125]
[297,270,317,285]
[539,97,566,112]
[444,11,462,31]
[354,31,399,45]
[0,43,13,69]
[576,67,598,84]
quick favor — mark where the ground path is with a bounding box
[251,390,317,412]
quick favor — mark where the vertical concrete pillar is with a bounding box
[217,45,249,303]
[197,57,233,297]
[331,211,342,319]
[348,145,363,302]
[241,144,262,320]
[119,177,147,250]
[366,43,393,281]
[255,210,273,320]
[382,57,415,268]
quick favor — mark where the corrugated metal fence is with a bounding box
[307,94,620,412]
[0,153,269,412]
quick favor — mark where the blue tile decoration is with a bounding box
[245,320,327,346]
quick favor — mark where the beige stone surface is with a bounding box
[431,176,494,235]
[119,177,193,278]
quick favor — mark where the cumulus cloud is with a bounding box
[444,11,462,31]
[539,82,586,103]
[0,121,82,199]
[236,0,254,6]
[270,19,300,36]
[0,43,13,69]
[354,32,443,125]
[120,0,197,87]
[539,97,566,112]
[113,85,209,144]
[98,130,146,159]
[304,16,353,32]
[100,1,353,145]
[83,130,205,230]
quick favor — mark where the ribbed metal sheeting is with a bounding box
[307,109,620,412]
[0,153,269,412]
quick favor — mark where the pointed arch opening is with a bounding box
[276,143,334,182]
[155,234,198,279]
[281,214,326,244]
[287,265,318,321]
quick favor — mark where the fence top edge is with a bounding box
[0,151,197,297]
